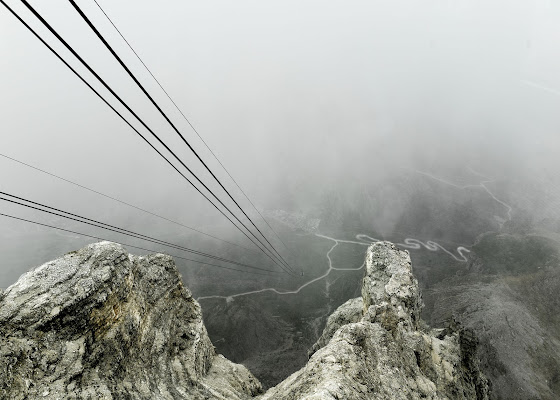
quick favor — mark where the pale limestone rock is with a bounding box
[260,242,488,400]
[0,242,261,399]
[0,240,488,400]
[308,297,363,357]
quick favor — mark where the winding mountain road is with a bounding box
[198,169,512,302]
[197,231,470,302]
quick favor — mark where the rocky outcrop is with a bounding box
[0,240,488,399]
[261,242,489,400]
[0,242,261,399]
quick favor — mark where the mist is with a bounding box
[2,0,560,288]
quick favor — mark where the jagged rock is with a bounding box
[307,297,363,358]
[361,241,422,330]
[0,240,489,400]
[260,242,489,400]
[0,242,261,400]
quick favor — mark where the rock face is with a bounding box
[307,297,363,358]
[261,242,489,400]
[0,242,261,399]
[0,240,488,399]
[428,275,560,400]
[423,232,560,400]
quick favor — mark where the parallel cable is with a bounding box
[24,0,293,274]
[0,152,259,254]
[68,0,296,273]
[0,195,275,273]
[11,0,295,274]
[0,212,272,276]
[90,0,292,254]
[0,193,280,274]
[0,0,281,272]
[16,0,286,272]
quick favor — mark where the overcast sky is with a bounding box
[1,0,560,284]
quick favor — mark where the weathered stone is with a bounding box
[307,297,363,358]
[0,242,261,399]
[0,240,488,399]
[261,242,489,400]
[362,241,422,330]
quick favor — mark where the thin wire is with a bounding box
[18,0,288,273]
[0,0,282,271]
[91,0,292,254]
[0,193,279,273]
[0,151,259,254]
[13,0,294,274]
[0,0,262,260]
[0,212,272,276]
[68,0,295,274]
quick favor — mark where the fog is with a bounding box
[2,0,560,287]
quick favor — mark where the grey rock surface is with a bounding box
[260,242,489,400]
[423,231,560,400]
[428,277,560,400]
[0,242,261,400]
[307,297,363,358]
[0,240,489,400]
